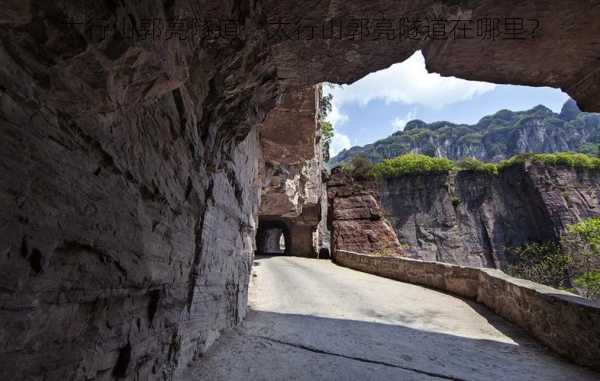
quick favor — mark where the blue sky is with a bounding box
[325,51,570,156]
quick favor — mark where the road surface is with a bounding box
[184,256,599,380]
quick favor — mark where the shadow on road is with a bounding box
[186,309,598,381]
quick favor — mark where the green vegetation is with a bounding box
[342,155,376,180]
[321,120,334,157]
[318,85,335,159]
[457,158,499,176]
[329,99,600,168]
[459,132,484,145]
[578,143,600,157]
[505,242,572,289]
[337,152,600,299]
[373,154,455,178]
[339,152,600,180]
[566,217,600,249]
[506,217,600,300]
[451,197,462,208]
[318,91,333,121]
[338,151,600,299]
[562,217,600,298]
[573,272,600,299]
[341,152,600,180]
[498,152,600,171]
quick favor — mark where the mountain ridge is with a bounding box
[329,99,600,167]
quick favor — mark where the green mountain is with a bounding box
[329,100,600,167]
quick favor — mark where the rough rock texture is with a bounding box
[260,86,319,166]
[2,0,600,379]
[267,1,600,112]
[327,168,403,257]
[335,250,600,371]
[382,164,600,267]
[329,163,600,268]
[0,1,271,379]
[0,90,262,380]
[258,86,323,219]
[258,85,329,257]
[329,101,600,167]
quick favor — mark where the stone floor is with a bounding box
[183,256,599,380]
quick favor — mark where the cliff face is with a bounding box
[0,2,271,379]
[327,169,403,257]
[329,164,600,268]
[258,85,329,257]
[330,101,600,167]
[0,79,263,379]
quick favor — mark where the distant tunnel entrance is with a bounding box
[256,220,291,256]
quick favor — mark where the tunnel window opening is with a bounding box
[279,234,286,252]
[256,220,291,256]
[324,50,570,159]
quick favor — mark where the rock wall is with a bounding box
[258,85,329,257]
[0,86,262,379]
[382,163,600,267]
[2,0,600,379]
[327,168,403,257]
[328,163,600,268]
[0,1,272,379]
[334,250,600,370]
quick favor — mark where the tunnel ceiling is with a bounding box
[2,0,600,119]
[267,0,600,111]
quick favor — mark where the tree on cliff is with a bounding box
[507,217,600,300]
[562,218,600,298]
[321,121,334,160]
[319,86,335,160]
[342,155,375,180]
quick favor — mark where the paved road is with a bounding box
[184,256,599,380]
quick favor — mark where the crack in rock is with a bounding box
[249,335,467,381]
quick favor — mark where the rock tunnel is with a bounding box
[256,219,290,255]
[256,84,329,258]
[1,0,600,379]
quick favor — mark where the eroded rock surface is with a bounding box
[383,164,600,267]
[1,0,600,379]
[327,168,403,256]
[0,1,272,379]
[328,164,600,267]
[258,85,329,257]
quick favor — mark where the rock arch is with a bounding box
[256,219,291,256]
[1,1,600,379]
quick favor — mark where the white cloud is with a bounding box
[326,103,349,127]
[323,50,494,156]
[391,109,418,131]
[323,88,352,156]
[330,132,352,156]
[328,51,496,110]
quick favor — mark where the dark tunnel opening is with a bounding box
[256,219,292,256]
